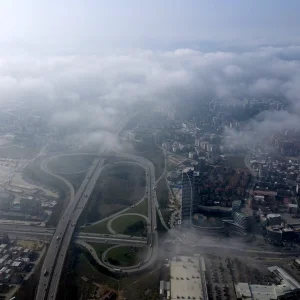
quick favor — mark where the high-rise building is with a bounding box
[181,167,200,227]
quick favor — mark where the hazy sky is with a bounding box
[0,0,299,53]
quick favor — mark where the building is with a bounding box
[267,214,282,226]
[0,190,12,211]
[233,211,252,230]
[258,166,269,179]
[235,265,300,299]
[170,256,208,300]
[232,200,242,212]
[159,280,170,299]
[20,197,42,215]
[181,168,200,227]
[222,206,253,235]
[266,226,295,242]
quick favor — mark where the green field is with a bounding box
[47,154,96,174]
[63,171,88,192]
[87,243,113,260]
[123,139,165,180]
[75,253,119,289]
[81,219,110,234]
[125,198,148,216]
[111,215,147,236]
[106,246,148,267]
[81,198,148,234]
[81,163,146,224]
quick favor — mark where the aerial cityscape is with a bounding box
[0,1,299,300]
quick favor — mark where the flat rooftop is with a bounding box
[281,213,300,225]
[170,256,205,300]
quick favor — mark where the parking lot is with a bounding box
[204,254,279,300]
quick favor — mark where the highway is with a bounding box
[2,150,162,281]
[35,115,145,300]
[35,158,101,300]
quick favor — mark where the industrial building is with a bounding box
[267,214,282,226]
[235,266,300,299]
[266,225,295,242]
[160,256,208,300]
[222,201,253,235]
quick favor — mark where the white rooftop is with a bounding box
[266,214,281,218]
[170,256,204,300]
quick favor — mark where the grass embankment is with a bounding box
[111,215,147,236]
[71,244,160,300]
[156,178,171,226]
[23,157,69,227]
[106,246,148,267]
[62,171,88,192]
[81,220,110,234]
[81,198,149,234]
[47,154,95,174]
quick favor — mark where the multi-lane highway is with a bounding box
[0,148,161,294]
[35,158,102,300]
[35,115,152,300]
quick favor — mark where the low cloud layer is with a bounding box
[0,46,300,148]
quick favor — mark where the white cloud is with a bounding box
[0,46,299,149]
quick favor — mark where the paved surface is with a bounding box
[35,115,156,300]
[35,158,102,300]
[107,213,149,234]
[76,235,147,246]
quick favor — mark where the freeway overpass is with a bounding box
[2,226,147,245]
[35,115,159,300]
[35,158,102,300]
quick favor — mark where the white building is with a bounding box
[170,256,207,300]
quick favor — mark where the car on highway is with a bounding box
[44,269,48,276]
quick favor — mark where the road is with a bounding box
[35,158,102,300]
[107,213,149,234]
[77,152,159,274]
[0,150,160,278]
[35,115,148,300]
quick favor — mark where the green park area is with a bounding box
[111,215,147,237]
[87,243,113,261]
[80,163,146,224]
[106,246,148,267]
[81,198,149,234]
[47,154,96,174]
[81,219,110,234]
